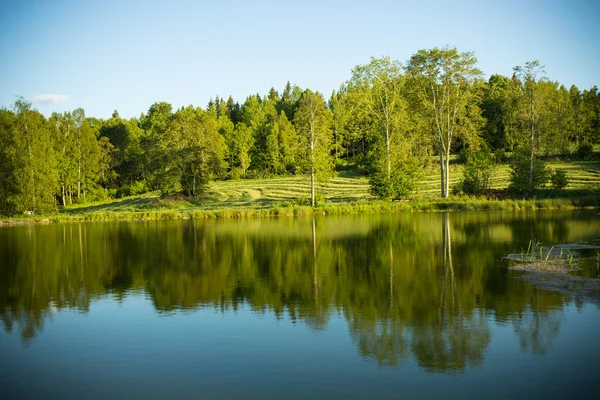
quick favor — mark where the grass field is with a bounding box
[42,159,598,222]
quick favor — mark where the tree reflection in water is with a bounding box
[2,211,599,369]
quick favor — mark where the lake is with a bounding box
[1,210,599,399]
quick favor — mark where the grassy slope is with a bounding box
[1,160,596,223]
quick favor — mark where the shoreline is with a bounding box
[507,242,600,304]
[511,267,600,305]
[2,195,599,225]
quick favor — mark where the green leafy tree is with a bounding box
[294,90,333,206]
[481,74,523,151]
[242,95,269,173]
[328,88,349,164]
[6,99,58,214]
[226,96,242,124]
[550,168,568,189]
[508,147,549,195]
[513,60,549,193]
[155,106,227,196]
[100,111,146,189]
[279,81,303,121]
[582,86,600,144]
[542,83,574,157]
[140,102,173,188]
[349,57,408,179]
[569,85,584,146]
[454,147,495,195]
[49,111,77,205]
[218,114,236,172]
[233,123,254,178]
[406,47,484,198]
[0,108,17,215]
[274,111,300,174]
[78,120,111,201]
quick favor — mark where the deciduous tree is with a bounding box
[294,90,333,206]
[406,47,483,198]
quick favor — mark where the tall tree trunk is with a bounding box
[78,161,81,199]
[529,106,535,194]
[385,122,391,178]
[310,122,316,207]
[334,129,338,164]
[439,141,446,198]
[193,174,196,198]
[311,165,315,207]
[445,148,451,199]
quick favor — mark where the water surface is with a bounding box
[1,211,599,399]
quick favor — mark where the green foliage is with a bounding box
[576,142,594,160]
[480,74,523,151]
[406,46,484,198]
[508,148,550,195]
[550,168,569,189]
[0,108,17,215]
[455,148,495,195]
[369,167,418,200]
[294,90,334,206]
[153,106,227,197]
[493,149,508,164]
[115,180,148,198]
[1,99,58,215]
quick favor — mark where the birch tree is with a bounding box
[294,90,333,206]
[406,47,483,198]
[349,57,407,179]
[9,99,58,213]
[513,61,547,193]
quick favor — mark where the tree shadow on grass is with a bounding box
[60,197,155,215]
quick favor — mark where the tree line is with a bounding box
[1,47,599,215]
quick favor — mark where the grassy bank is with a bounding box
[2,160,599,224]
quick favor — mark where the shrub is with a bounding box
[454,148,495,196]
[550,168,569,189]
[130,180,148,195]
[494,149,508,164]
[369,168,418,200]
[457,148,470,164]
[508,148,550,196]
[115,186,132,198]
[230,167,245,180]
[576,142,594,160]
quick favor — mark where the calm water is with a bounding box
[1,211,600,399]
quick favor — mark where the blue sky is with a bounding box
[0,0,598,119]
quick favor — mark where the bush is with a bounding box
[229,167,245,180]
[550,168,569,189]
[130,180,148,195]
[494,149,509,164]
[115,186,132,198]
[457,148,470,164]
[114,181,148,198]
[508,148,550,196]
[576,143,594,160]
[369,167,418,200]
[454,148,495,196]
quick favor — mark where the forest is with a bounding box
[1,47,599,216]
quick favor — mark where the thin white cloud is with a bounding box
[31,94,68,105]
